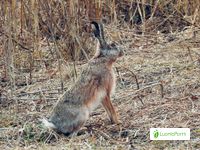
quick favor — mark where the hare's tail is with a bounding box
[40,118,57,129]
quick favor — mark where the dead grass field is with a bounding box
[0,25,200,149]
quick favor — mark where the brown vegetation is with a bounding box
[0,0,200,149]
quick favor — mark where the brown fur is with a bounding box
[42,22,123,135]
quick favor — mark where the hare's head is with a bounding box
[91,21,124,60]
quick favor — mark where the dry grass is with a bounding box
[0,0,200,149]
[1,26,200,149]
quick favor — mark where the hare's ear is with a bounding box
[91,21,108,49]
[91,21,100,38]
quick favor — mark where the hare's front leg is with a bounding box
[102,95,119,124]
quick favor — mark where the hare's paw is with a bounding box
[110,116,120,124]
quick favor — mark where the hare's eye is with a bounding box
[110,43,116,47]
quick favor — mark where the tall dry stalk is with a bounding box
[3,1,16,93]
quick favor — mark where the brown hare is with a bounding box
[42,21,124,136]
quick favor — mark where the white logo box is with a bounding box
[150,128,190,140]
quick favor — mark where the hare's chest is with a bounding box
[109,70,116,96]
[87,89,106,112]
[102,69,116,95]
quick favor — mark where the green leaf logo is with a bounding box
[153,130,159,139]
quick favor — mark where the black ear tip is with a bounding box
[91,21,98,25]
[91,21,99,30]
[91,21,100,38]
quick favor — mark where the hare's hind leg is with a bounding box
[61,120,86,137]
[61,108,89,136]
[64,121,85,137]
[102,95,119,124]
